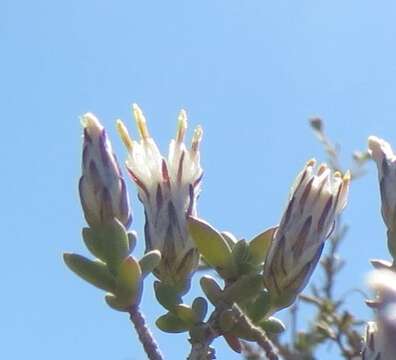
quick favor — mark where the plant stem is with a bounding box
[129,305,164,360]
[233,305,279,360]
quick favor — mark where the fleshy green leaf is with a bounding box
[223,274,263,304]
[154,281,182,311]
[200,275,223,305]
[127,231,137,254]
[259,317,286,334]
[248,227,276,265]
[105,293,129,312]
[63,253,115,292]
[156,312,190,333]
[221,231,238,249]
[188,217,233,273]
[192,297,208,323]
[102,218,130,275]
[82,227,105,260]
[115,256,142,305]
[174,304,197,325]
[232,240,250,269]
[248,290,271,322]
[139,250,161,277]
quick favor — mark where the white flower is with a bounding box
[117,104,203,288]
[79,113,132,229]
[362,270,396,360]
[368,136,396,232]
[263,160,350,310]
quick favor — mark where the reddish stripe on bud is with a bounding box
[127,168,150,199]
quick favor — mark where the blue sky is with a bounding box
[2,1,396,359]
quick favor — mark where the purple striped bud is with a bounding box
[362,270,396,359]
[263,160,350,310]
[79,113,132,229]
[117,105,203,288]
[368,136,396,232]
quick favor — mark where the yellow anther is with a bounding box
[317,163,328,175]
[191,125,203,153]
[116,119,134,152]
[306,158,316,167]
[132,103,150,139]
[176,109,188,143]
[343,170,351,182]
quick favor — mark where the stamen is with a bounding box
[176,109,187,143]
[191,126,203,153]
[116,119,134,152]
[317,163,328,176]
[306,158,316,168]
[343,170,351,183]
[132,103,150,139]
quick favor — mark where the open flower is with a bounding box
[117,105,203,289]
[79,113,132,229]
[368,136,396,233]
[263,160,350,310]
[362,270,396,360]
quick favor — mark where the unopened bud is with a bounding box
[79,113,132,229]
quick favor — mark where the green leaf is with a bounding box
[139,250,161,277]
[192,297,208,323]
[174,304,197,325]
[82,227,105,260]
[105,293,129,312]
[223,274,263,304]
[221,231,238,249]
[156,312,190,333]
[200,275,223,305]
[188,217,233,274]
[248,227,276,265]
[248,290,271,322]
[154,281,182,311]
[232,240,250,266]
[102,218,130,275]
[63,253,115,292]
[259,317,285,334]
[115,256,142,305]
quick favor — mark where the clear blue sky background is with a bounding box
[2,1,396,359]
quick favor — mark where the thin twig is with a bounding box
[128,305,164,360]
[233,305,279,360]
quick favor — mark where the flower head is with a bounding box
[263,160,350,310]
[362,270,396,359]
[368,136,396,232]
[118,105,203,289]
[79,113,132,229]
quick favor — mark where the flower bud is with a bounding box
[263,160,350,311]
[79,113,132,229]
[117,105,203,289]
[368,136,396,232]
[362,270,396,359]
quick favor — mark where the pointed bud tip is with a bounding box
[81,113,103,131]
